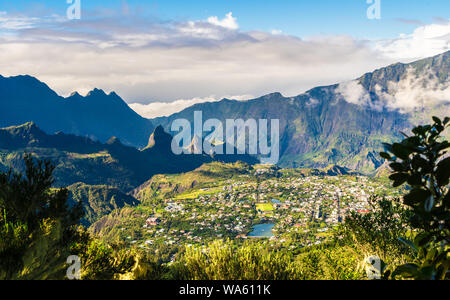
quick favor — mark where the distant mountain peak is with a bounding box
[0,122,47,148]
[13,74,39,81]
[106,136,122,145]
[153,125,165,134]
[145,125,172,150]
[0,74,154,147]
[0,74,59,99]
[11,121,40,132]
[334,50,450,113]
[263,92,284,99]
[69,91,82,97]
[87,88,107,97]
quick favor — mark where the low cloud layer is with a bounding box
[336,67,450,113]
[0,10,449,117]
[129,94,253,118]
[375,20,450,61]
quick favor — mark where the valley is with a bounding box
[90,162,402,258]
[0,50,448,280]
[1,0,449,282]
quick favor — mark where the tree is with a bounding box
[381,117,450,280]
[0,154,84,278]
[342,196,412,264]
[0,154,83,234]
[0,154,135,279]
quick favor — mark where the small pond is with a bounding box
[248,223,275,238]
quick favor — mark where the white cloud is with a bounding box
[129,95,253,118]
[0,12,38,30]
[207,12,238,30]
[380,68,450,112]
[0,22,390,103]
[0,10,448,117]
[336,67,450,113]
[271,29,283,35]
[336,80,372,106]
[375,19,450,61]
[0,11,65,31]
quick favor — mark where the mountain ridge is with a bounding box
[0,51,448,173]
[0,122,257,191]
[0,76,154,147]
[150,51,449,173]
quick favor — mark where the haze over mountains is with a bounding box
[0,51,449,174]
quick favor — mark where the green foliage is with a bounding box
[0,218,29,279]
[0,154,135,280]
[295,244,364,280]
[0,154,83,278]
[0,154,83,232]
[382,116,450,280]
[391,236,450,280]
[168,240,366,280]
[341,196,412,263]
[70,229,135,280]
[171,240,300,280]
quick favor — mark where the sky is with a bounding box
[0,0,449,117]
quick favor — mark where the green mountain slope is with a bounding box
[0,123,257,192]
[151,51,450,174]
[132,161,253,203]
[67,183,140,227]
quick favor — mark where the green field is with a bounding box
[174,187,224,200]
[256,203,274,212]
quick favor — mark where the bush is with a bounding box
[0,155,136,280]
[341,196,413,267]
[381,116,450,280]
[171,240,300,280]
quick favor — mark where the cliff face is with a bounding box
[152,51,450,173]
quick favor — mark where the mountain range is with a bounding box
[0,121,257,225]
[154,51,449,173]
[0,76,153,147]
[0,122,256,192]
[0,51,449,174]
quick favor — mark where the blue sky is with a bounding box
[0,0,449,117]
[1,0,449,39]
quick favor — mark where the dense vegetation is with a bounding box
[0,155,136,279]
[67,183,140,227]
[380,117,450,279]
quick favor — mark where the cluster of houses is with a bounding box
[132,172,396,249]
[144,217,161,227]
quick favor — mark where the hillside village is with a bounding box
[103,165,402,253]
